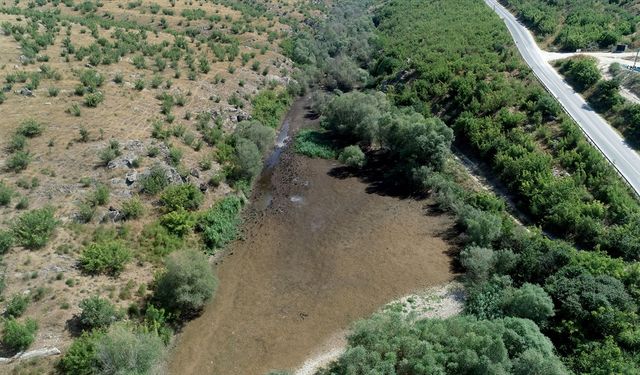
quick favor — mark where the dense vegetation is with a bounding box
[283,0,640,372]
[501,0,638,51]
[556,57,640,150]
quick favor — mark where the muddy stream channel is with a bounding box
[169,96,456,375]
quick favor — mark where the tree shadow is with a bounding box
[327,151,427,200]
[65,315,84,338]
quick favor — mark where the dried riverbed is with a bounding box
[169,97,456,375]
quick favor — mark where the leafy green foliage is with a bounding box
[503,0,636,50]
[153,249,218,319]
[79,296,121,331]
[2,318,37,352]
[58,332,100,375]
[321,312,568,375]
[6,151,31,172]
[140,164,169,195]
[17,119,43,138]
[160,208,195,237]
[197,196,243,250]
[121,196,144,220]
[94,323,165,375]
[12,207,57,249]
[557,56,602,92]
[233,120,276,154]
[0,230,13,254]
[160,184,203,212]
[338,145,365,168]
[0,181,13,206]
[5,294,29,318]
[251,90,290,128]
[294,129,337,159]
[99,140,121,166]
[80,241,131,276]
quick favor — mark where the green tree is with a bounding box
[12,207,57,249]
[79,296,121,331]
[502,283,555,326]
[153,249,218,319]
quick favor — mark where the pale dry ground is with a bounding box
[0,0,300,372]
[294,282,465,375]
[543,51,640,104]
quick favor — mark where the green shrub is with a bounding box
[338,145,365,168]
[79,296,121,330]
[160,208,195,237]
[153,249,217,318]
[12,207,57,249]
[139,223,182,259]
[2,318,37,352]
[140,165,169,195]
[48,86,60,97]
[84,92,104,107]
[98,140,121,165]
[5,294,29,318]
[0,230,13,254]
[458,205,503,247]
[8,133,27,152]
[168,145,182,166]
[160,184,203,211]
[79,69,104,91]
[69,103,81,117]
[251,89,290,128]
[6,151,31,172]
[80,241,132,276]
[17,119,43,138]
[502,283,555,327]
[324,312,568,374]
[94,322,166,374]
[294,129,336,159]
[134,78,145,91]
[233,120,276,154]
[15,196,28,210]
[460,246,496,283]
[231,138,262,181]
[197,196,243,250]
[121,196,144,220]
[76,202,95,223]
[58,332,100,375]
[0,181,13,206]
[87,184,110,206]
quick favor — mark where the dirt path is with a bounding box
[168,98,456,375]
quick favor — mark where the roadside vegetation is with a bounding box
[501,0,638,51]
[282,0,640,372]
[555,56,640,150]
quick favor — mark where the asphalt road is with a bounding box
[484,0,640,196]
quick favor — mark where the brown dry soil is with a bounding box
[169,98,456,375]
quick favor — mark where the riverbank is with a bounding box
[168,96,456,374]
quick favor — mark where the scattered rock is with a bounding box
[190,168,200,178]
[103,207,125,222]
[16,87,34,97]
[0,347,61,364]
[125,171,137,185]
[107,153,136,169]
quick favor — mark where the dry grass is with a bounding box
[0,0,303,369]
